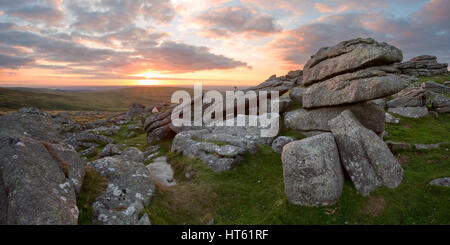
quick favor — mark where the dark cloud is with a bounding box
[0,0,64,25]
[0,54,34,69]
[136,41,251,72]
[271,0,450,66]
[67,0,176,33]
[195,6,281,38]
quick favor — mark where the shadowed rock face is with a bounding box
[0,107,85,225]
[282,133,344,206]
[284,101,386,134]
[303,38,403,86]
[328,110,403,196]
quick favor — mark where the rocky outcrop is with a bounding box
[431,94,450,113]
[394,55,448,77]
[172,114,278,171]
[144,70,300,143]
[328,110,403,196]
[99,143,122,158]
[284,101,385,134]
[429,177,450,187]
[126,103,146,119]
[89,147,154,225]
[303,66,407,108]
[285,38,407,137]
[0,107,85,224]
[289,87,304,104]
[282,133,343,206]
[303,38,403,86]
[62,131,114,151]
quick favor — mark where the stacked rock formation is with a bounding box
[394,55,448,77]
[285,38,409,136]
[282,38,406,205]
[145,70,302,143]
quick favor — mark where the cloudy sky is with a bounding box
[0,0,449,87]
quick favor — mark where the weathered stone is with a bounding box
[431,94,450,113]
[303,38,403,86]
[429,177,450,187]
[385,113,400,124]
[147,156,176,187]
[388,106,429,118]
[395,55,448,77]
[147,124,176,144]
[0,133,81,224]
[99,143,122,158]
[0,107,61,143]
[387,87,425,108]
[126,103,146,119]
[272,136,295,154]
[414,143,440,150]
[329,110,403,196]
[284,101,385,134]
[385,141,411,153]
[89,148,154,225]
[289,87,305,104]
[282,133,344,206]
[425,81,450,94]
[303,66,408,108]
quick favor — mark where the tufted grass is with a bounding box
[417,75,450,84]
[143,112,450,225]
[77,166,108,225]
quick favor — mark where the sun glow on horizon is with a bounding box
[137,79,161,86]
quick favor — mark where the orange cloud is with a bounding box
[314,3,336,13]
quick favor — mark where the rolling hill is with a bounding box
[0,86,194,111]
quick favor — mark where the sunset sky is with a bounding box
[0,0,449,88]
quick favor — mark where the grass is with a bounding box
[77,166,108,225]
[384,113,450,144]
[417,75,450,84]
[142,110,450,225]
[0,86,193,111]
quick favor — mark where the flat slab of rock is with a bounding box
[414,143,440,150]
[282,133,344,206]
[284,101,385,134]
[147,156,176,187]
[303,38,403,86]
[385,113,400,124]
[329,110,403,196]
[385,141,411,153]
[89,148,155,225]
[303,66,407,108]
[387,87,425,108]
[429,177,450,187]
[388,106,429,118]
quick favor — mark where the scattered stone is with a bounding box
[431,94,450,113]
[329,110,403,196]
[414,143,440,150]
[429,177,450,187]
[387,87,425,108]
[80,146,97,157]
[137,213,151,225]
[385,141,411,153]
[99,143,122,158]
[272,136,295,154]
[147,156,176,187]
[282,133,344,206]
[126,103,146,119]
[388,106,429,118]
[385,113,400,124]
[425,81,450,94]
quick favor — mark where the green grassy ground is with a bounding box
[142,114,450,225]
[0,86,193,111]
